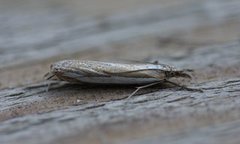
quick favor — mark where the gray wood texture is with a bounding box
[1,0,240,144]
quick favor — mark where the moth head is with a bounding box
[45,60,75,81]
[44,63,64,80]
[50,60,69,73]
[165,69,193,79]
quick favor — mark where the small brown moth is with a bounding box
[45,60,202,98]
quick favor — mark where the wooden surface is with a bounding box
[1,0,240,144]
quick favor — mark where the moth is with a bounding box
[45,60,202,98]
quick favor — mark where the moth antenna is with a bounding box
[183,73,192,79]
[164,79,203,93]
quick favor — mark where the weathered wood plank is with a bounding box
[1,0,240,144]
[0,41,239,144]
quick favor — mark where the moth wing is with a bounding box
[68,67,111,77]
[102,69,166,80]
[112,59,160,65]
[143,70,166,80]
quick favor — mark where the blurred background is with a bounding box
[1,0,240,144]
[1,0,240,88]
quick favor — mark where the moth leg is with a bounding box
[44,72,55,80]
[43,80,51,92]
[164,79,203,92]
[46,82,51,92]
[128,81,162,99]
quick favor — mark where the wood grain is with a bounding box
[1,0,240,144]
